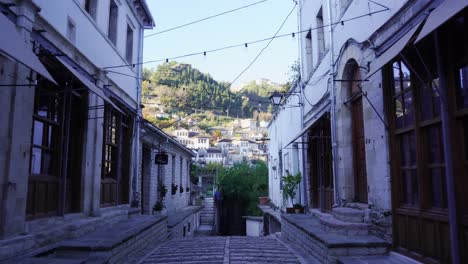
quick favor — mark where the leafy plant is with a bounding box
[158,184,168,198]
[153,201,164,212]
[282,171,302,207]
[293,203,303,209]
[171,184,178,195]
[217,160,268,216]
[180,185,184,193]
[186,187,190,192]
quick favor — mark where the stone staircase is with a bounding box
[195,197,215,237]
[281,203,411,264]
[200,197,215,226]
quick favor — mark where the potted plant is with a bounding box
[186,186,190,192]
[180,185,184,193]
[258,196,269,205]
[293,203,304,214]
[282,171,302,213]
[171,184,178,195]
[152,201,164,216]
[158,184,168,198]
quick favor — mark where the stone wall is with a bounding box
[168,208,202,240]
[140,127,193,215]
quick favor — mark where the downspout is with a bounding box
[298,0,308,208]
[133,26,144,206]
[327,0,340,207]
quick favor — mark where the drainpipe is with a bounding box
[297,0,308,209]
[434,31,460,264]
[133,26,144,207]
[327,0,340,207]
[299,82,307,207]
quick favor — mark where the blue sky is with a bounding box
[143,0,299,87]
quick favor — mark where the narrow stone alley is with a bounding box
[140,236,310,264]
[138,236,307,264]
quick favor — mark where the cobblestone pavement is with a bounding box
[139,236,304,264]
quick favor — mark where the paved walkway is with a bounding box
[139,236,305,264]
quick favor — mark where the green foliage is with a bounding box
[217,160,268,216]
[153,201,164,211]
[171,184,178,195]
[282,171,302,206]
[141,62,279,129]
[158,184,168,198]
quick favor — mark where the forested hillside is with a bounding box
[141,62,281,129]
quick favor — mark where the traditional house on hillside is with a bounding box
[268,0,468,263]
[0,0,154,260]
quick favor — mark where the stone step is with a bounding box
[311,209,369,236]
[332,207,365,223]
[345,203,369,210]
[281,214,390,262]
[337,252,423,264]
[319,215,369,236]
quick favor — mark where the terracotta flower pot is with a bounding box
[259,196,269,205]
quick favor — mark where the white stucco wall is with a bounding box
[35,0,143,104]
[268,90,303,210]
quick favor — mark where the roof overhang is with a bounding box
[131,0,155,29]
[0,13,56,85]
[364,20,424,80]
[416,0,467,43]
[55,56,124,114]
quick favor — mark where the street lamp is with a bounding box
[269,91,284,106]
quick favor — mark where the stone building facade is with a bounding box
[268,0,468,263]
[140,121,194,215]
[0,0,153,260]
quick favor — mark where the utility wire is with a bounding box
[103,7,389,70]
[144,0,269,38]
[159,3,298,129]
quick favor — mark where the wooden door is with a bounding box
[64,92,85,214]
[101,107,132,207]
[308,115,333,212]
[351,68,368,203]
[27,81,62,219]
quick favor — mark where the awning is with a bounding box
[55,56,124,114]
[364,20,424,80]
[0,13,57,85]
[285,103,330,147]
[416,0,467,43]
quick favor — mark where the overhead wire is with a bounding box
[144,0,269,38]
[102,7,390,70]
[159,2,298,129]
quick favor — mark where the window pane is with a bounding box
[430,168,447,208]
[428,125,444,163]
[401,62,411,84]
[401,170,412,205]
[31,147,42,174]
[393,62,402,95]
[464,119,468,161]
[432,78,441,117]
[457,65,468,109]
[33,121,44,146]
[420,82,432,121]
[403,91,414,126]
[42,150,53,174]
[395,96,404,129]
[400,135,409,167]
[408,131,416,166]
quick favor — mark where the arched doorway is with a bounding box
[345,61,368,203]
